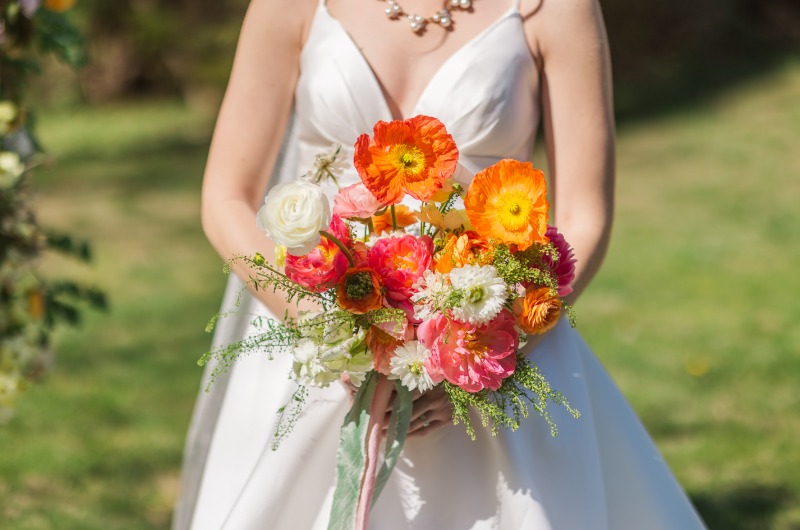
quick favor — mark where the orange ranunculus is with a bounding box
[434,230,493,273]
[366,319,414,375]
[372,204,417,234]
[336,267,383,314]
[366,326,401,376]
[464,159,550,251]
[354,115,459,204]
[513,287,562,335]
[45,0,76,11]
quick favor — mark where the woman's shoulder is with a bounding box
[519,0,607,59]
[244,0,319,45]
[520,0,601,19]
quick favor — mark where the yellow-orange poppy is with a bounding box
[354,115,458,204]
[372,204,417,234]
[464,159,550,250]
[434,231,493,274]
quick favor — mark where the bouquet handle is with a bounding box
[327,373,412,530]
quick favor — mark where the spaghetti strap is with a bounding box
[512,0,521,13]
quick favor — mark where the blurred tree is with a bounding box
[603,0,800,117]
[0,0,106,421]
[74,0,247,104]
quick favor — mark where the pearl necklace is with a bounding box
[384,0,474,33]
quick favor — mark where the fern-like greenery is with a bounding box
[272,385,309,450]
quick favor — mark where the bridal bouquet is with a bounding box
[202,115,579,530]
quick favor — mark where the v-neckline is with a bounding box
[319,4,520,121]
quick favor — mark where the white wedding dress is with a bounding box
[173,1,707,528]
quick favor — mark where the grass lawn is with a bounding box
[1,58,799,528]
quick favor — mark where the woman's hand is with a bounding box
[340,376,453,438]
[406,386,454,438]
[341,333,548,437]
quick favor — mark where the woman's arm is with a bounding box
[525,0,616,305]
[409,0,616,437]
[201,0,318,317]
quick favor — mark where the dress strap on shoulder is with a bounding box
[511,0,521,13]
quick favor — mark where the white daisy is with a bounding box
[389,341,434,392]
[449,264,508,325]
[410,270,450,321]
[303,144,348,185]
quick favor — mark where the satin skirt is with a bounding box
[174,277,706,530]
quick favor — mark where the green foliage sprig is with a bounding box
[272,385,308,450]
[444,357,580,440]
[236,253,333,309]
[491,244,558,291]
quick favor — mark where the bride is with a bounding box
[173,0,707,528]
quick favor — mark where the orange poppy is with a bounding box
[336,267,384,314]
[513,287,562,335]
[354,115,459,204]
[372,204,417,234]
[464,159,550,251]
[27,289,46,320]
[45,0,76,11]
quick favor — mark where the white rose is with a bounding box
[0,151,24,189]
[256,181,331,255]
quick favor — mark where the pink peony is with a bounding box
[333,182,383,219]
[285,215,352,292]
[368,235,433,304]
[20,0,41,17]
[417,310,519,392]
[543,225,577,297]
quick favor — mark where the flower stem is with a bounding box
[320,230,355,267]
[390,205,398,231]
[326,169,341,190]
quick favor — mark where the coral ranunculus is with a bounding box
[354,115,459,204]
[284,215,352,293]
[417,310,519,392]
[464,159,550,251]
[434,231,493,274]
[514,287,563,335]
[372,204,417,235]
[368,234,433,303]
[336,267,383,314]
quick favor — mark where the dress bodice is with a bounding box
[291,1,540,192]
